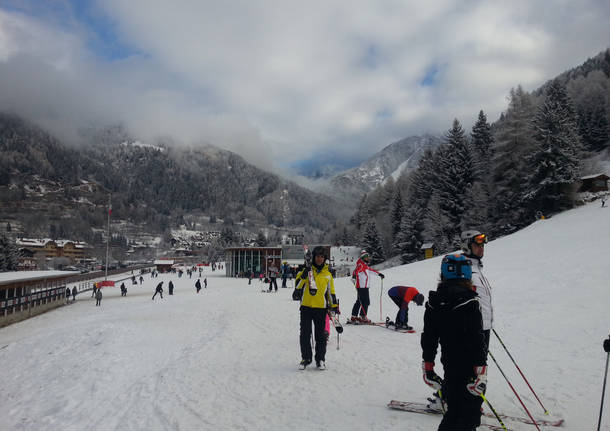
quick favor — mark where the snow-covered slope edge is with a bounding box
[379,200,609,429]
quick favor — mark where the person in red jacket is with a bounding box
[350,250,384,323]
[387,286,424,330]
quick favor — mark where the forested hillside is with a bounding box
[340,49,610,263]
[0,115,343,249]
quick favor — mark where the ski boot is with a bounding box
[316,360,326,370]
[426,391,444,412]
[299,359,312,370]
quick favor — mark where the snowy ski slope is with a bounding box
[0,201,608,430]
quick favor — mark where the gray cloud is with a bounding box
[0,2,609,171]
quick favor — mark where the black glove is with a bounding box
[604,336,610,353]
[378,273,385,279]
[292,289,302,301]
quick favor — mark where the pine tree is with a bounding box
[578,101,609,152]
[362,222,385,264]
[353,194,371,231]
[0,234,19,271]
[525,79,583,215]
[256,231,267,247]
[394,206,425,263]
[461,182,491,233]
[390,188,404,238]
[437,119,476,243]
[471,110,494,180]
[422,193,451,254]
[490,86,537,235]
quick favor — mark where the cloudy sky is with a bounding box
[0,1,608,174]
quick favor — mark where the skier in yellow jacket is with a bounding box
[292,246,338,370]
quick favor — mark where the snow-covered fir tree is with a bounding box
[437,119,476,245]
[525,79,583,215]
[362,222,385,265]
[490,86,537,234]
[422,193,451,254]
[0,234,19,272]
[461,182,491,234]
[390,188,404,238]
[256,231,267,247]
[353,193,371,231]
[394,205,424,263]
[471,110,494,180]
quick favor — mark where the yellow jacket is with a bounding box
[295,264,337,309]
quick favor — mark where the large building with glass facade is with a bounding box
[225,247,282,278]
[224,245,332,278]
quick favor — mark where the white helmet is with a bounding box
[460,230,487,253]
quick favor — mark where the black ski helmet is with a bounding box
[312,246,327,260]
[413,293,425,306]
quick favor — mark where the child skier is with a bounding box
[350,250,384,323]
[420,254,488,431]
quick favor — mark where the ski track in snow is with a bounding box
[1,201,609,431]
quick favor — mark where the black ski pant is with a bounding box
[351,288,370,318]
[95,299,101,306]
[438,368,482,431]
[152,291,163,300]
[299,306,327,363]
[268,277,278,292]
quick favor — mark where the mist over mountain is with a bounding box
[0,114,348,250]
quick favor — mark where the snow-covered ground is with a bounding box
[1,201,609,431]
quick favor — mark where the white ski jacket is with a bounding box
[464,254,493,330]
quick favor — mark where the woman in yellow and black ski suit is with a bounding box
[292,246,338,370]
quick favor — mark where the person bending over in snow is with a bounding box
[421,253,488,431]
[292,246,338,370]
[152,281,163,300]
[387,286,424,330]
[350,250,384,324]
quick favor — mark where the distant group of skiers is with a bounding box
[290,229,493,430]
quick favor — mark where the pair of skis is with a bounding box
[387,400,564,428]
[345,317,416,333]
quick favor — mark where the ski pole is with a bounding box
[493,328,549,415]
[379,278,383,322]
[480,393,509,431]
[597,336,610,431]
[489,350,541,431]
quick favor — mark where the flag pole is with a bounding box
[105,194,111,281]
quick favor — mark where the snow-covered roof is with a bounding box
[154,260,174,265]
[420,242,434,249]
[16,238,89,249]
[581,173,609,180]
[0,271,76,286]
[16,238,55,247]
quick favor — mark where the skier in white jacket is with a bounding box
[460,229,493,348]
[426,229,493,413]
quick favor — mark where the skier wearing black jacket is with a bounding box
[420,253,488,431]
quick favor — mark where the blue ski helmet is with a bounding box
[440,254,473,280]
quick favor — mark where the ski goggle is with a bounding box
[472,234,488,245]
